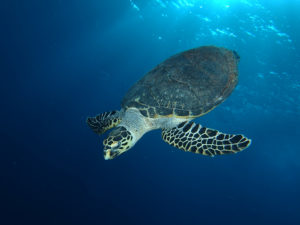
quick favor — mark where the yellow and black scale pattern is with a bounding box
[162,121,251,156]
[103,126,133,151]
[86,111,121,135]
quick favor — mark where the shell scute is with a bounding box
[122,46,239,118]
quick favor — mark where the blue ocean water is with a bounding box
[1,0,300,224]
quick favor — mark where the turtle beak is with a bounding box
[104,150,112,160]
[103,141,122,160]
[103,147,120,160]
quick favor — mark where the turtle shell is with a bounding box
[121,46,239,118]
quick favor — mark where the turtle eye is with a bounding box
[111,141,121,149]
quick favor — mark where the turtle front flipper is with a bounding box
[86,111,121,135]
[162,121,251,157]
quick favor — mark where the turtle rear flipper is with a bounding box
[87,111,121,135]
[162,121,251,157]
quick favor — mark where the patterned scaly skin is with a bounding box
[86,111,121,135]
[162,121,251,156]
[102,126,133,160]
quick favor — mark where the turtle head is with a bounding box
[103,126,134,160]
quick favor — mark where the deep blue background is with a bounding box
[1,0,300,224]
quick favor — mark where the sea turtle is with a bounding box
[87,46,251,160]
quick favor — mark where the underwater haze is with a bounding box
[1,0,300,224]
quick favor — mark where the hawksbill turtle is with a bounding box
[87,46,251,160]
